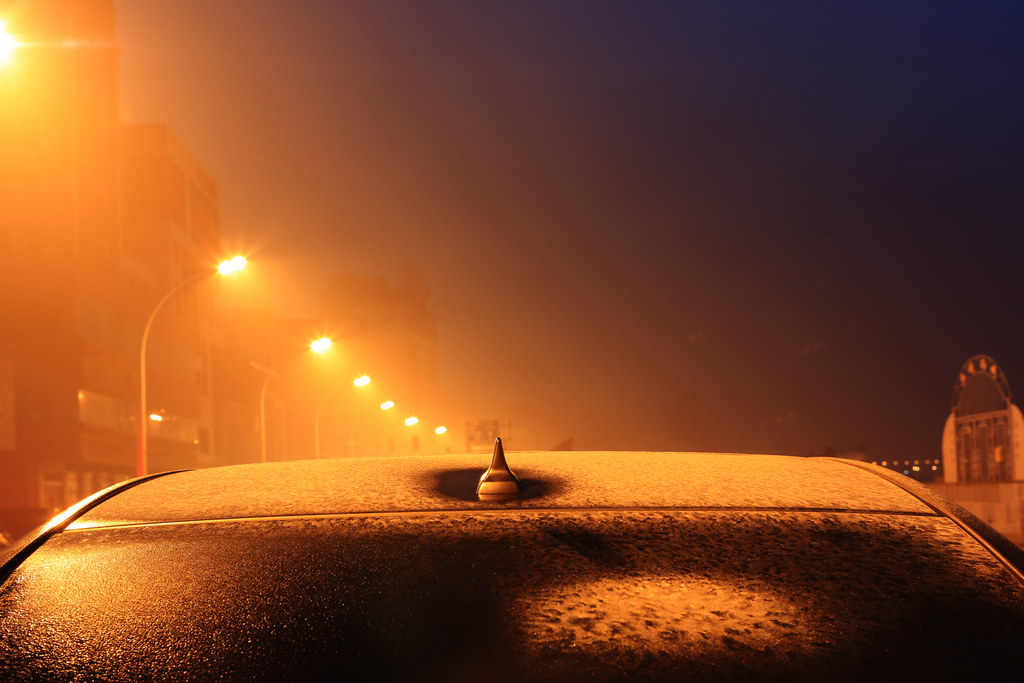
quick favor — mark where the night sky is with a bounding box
[116,1,1024,460]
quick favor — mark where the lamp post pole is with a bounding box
[255,360,283,464]
[137,257,246,477]
[137,270,208,478]
[254,337,332,464]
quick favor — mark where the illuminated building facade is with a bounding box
[0,1,228,534]
[941,355,1024,483]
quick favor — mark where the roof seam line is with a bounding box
[67,506,940,532]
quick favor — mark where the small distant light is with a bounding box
[149,413,163,422]
[310,337,332,354]
[435,426,447,435]
[353,375,371,387]
[193,439,199,445]
[932,465,938,471]
[903,470,910,475]
[404,416,419,426]
[217,255,247,275]
[881,461,887,466]
[380,401,394,410]
[912,465,920,472]
[913,460,919,465]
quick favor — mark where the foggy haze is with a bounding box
[114,1,1024,460]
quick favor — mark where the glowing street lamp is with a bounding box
[310,336,332,354]
[256,337,332,463]
[138,257,247,476]
[353,375,371,387]
[217,255,247,275]
[404,416,419,426]
[380,400,394,410]
[435,426,447,435]
[0,21,20,67]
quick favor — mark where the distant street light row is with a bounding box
[140,256,448,475]
[1,23,451,470]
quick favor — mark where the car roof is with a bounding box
[69,452,933,529]
[4,451,1024,680]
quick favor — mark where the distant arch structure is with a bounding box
[942,355,1024,483]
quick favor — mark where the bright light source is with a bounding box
[217,255,247,275]
[353,375,371,387]
[0,21,20,67]
[310,337,332,354]
[148,413,163,422]
[404,416,419,426]
[435,426,447,435]
[380,400,394,410]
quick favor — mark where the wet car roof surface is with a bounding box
[71,452,932,527]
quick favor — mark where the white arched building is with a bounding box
[942,355,1024,483]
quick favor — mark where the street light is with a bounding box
[217,255,246,275]
[257,337,332,463]
[0,21,20,67]
[137,257,246,476]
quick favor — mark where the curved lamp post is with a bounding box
[313,375,371,459]
[256,337,332,463]
[137,256,246,476]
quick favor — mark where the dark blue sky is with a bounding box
[117,1,1024,458]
